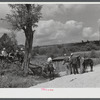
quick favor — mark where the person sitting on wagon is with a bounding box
[20,48,25,64]
[1,48,8,57]
[15,50,19,59]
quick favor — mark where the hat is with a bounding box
[64,54,66,56]
[21,48,24,51]
[3,48,5,50]
[71,53,73,56]
[47,57,52,63]
[16,50,18,52]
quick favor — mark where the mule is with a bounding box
[82,58,93,73]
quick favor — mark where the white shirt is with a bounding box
[1,50,7,56]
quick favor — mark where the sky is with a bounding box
[0,4,100,46]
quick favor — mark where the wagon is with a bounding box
[52,56,70,75]
[29,56,69,77]
[29,63,43,75]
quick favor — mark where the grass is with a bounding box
[91,58,100,66]
[74,50,100,58]
[0,57,48,88]
[0,74,48,88]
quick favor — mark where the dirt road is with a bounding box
[31,64,100,88]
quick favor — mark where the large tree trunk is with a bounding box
[22,28,34,76]
[22,4,34,76]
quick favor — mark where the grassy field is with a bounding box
[0,74,48,88]
[0,56,48,88]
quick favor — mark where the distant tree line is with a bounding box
[32,40,100,58]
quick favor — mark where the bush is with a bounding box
[90,50,98,58]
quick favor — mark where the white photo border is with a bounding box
[0,2,100,98]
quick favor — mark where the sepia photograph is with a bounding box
[0,3,100,89]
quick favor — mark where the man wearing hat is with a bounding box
[63,54,69,65]
[20,48,25,64]
[47,57,55,80]
[47,57,52,64]
[63,53,74,74]
[63,53,71,74]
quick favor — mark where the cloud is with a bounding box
[0,20,98,46]
[34,19,83,46]
[82,26,100,41]
[42,4,86,19]
[42,5,59,18]
[90,31,100,40]
[82,27,93,38]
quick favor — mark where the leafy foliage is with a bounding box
[0,33,18,53]
[4,4,42,75]
[5,4,42,31]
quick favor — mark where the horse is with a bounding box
[43,62,55,80]
[82,58,93,73]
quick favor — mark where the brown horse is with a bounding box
[82,58,93,73]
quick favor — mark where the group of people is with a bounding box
[0,47,25,63]
[46,53,76,77]
[46,53,74,79]
[63,53,76,74]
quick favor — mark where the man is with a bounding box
[69,53,79,74]
[15,49,22,62]
[69,53,74,61]
[1,48,8,62]
[20,48,25,64]
[1,48,8,57]
[63,54,69,65]
[47,57,52,64]
[63,54,71,75]
[15,50,19,58]
[47,57,55,80]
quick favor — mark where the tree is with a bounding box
[3,4,42,75]
[0,33,18,52]
[9,31,18,46]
